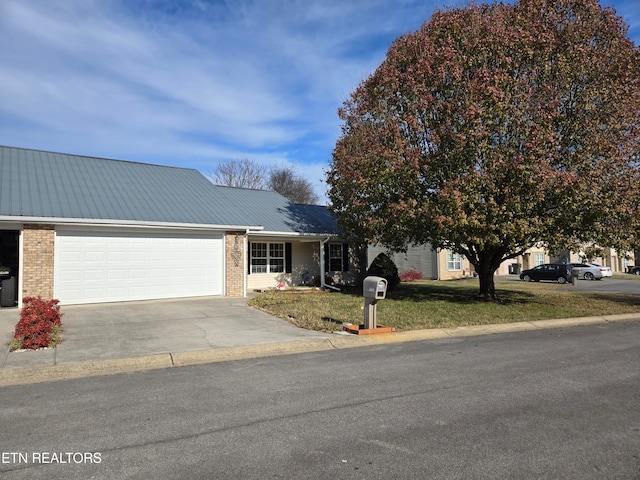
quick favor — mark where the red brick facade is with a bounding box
[22,224,55,299]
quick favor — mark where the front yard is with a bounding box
[248,278,640,332]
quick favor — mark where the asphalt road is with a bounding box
[1,322,639,480]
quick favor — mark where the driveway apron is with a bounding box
[0,296,330,369]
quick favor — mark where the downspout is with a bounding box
[244,229,249,297]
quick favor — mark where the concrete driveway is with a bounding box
[0,296,330,370]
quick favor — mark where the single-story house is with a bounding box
[0,146,352,306]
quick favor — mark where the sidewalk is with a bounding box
[1,296,639,387]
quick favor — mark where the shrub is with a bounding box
[367,253,401,291]
[400,269,423,282]
[10,297,63,350]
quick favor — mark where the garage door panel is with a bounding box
[55,230,224,304]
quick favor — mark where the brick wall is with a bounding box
[225,232,246,296]
[22,224,55,299]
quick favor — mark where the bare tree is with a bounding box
[207,159,320,204]
[208,158,267,189]
[268,166,319,205]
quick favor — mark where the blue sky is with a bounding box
[1,0,639,204]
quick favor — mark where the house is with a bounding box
[498,245,636,275]
[0,146,350,306]
[367,244,472,280]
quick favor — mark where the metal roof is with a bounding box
[0,146,340,235]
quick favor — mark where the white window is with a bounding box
[251,242,285,274]
[447,253,462,271]
[269,243,285,273]
[534,253,545,266]
[329,244,344,271]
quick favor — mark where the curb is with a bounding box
[1,313,639,387]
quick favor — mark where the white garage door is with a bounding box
[54,229,224,304]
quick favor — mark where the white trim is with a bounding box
[243,231,249,297]
[446,252,462,271]
[18,229,23,306]
[251,231,339,238]
[320,237,330,289]
[0,216,263,232]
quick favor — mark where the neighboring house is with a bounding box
[499,245,636,275]
[0,146,350,306]
[371,242,635,280]
[497,246,549,275]
[367,244,472,280]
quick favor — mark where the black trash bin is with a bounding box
[0,268,17,307]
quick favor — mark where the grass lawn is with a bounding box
[248,278,640,332]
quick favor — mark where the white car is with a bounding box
[569,263,612,280]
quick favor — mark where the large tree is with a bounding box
[328,0,640,298]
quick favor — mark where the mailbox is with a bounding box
[363,276,387,300]
[363,276,388,329]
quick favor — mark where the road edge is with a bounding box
[1,313,639,387]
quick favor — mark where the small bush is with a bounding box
[367,253,401,291]
[10,297,63,351]
[400,269,423,282]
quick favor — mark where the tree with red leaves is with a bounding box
[328,0,640,299]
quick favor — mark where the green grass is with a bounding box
[248,278,640,332]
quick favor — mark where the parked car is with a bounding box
[630,266,640,275]
[568,263,612,280]
[520,263,573,284]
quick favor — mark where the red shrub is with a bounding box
[13,297,63,350]
[400,269,423,282]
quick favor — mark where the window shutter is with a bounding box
[342,243,349,272]
[247,241,251,275]
[285,243,292,273]
[324,244,329,271]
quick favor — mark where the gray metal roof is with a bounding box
[0,146,340,235]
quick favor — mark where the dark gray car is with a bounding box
[520,263,573,283]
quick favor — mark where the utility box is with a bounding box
[363,276,388,329]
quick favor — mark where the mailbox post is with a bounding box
[363,276,388,329]
[571,267,581,286]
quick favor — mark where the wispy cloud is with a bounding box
[1,0,638,203]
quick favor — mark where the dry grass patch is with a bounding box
[248,279,640,332]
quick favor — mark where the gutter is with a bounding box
[0,216,264,232]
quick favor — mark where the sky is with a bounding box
[1,0,639,204]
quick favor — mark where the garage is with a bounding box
[54,229,224,305]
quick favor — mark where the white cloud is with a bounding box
[2,0,638,201]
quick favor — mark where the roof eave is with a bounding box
[0,216,264,232]
[250,230,342,238]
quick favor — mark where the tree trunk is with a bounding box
[468,247,507,300]
[477,269,496,300]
